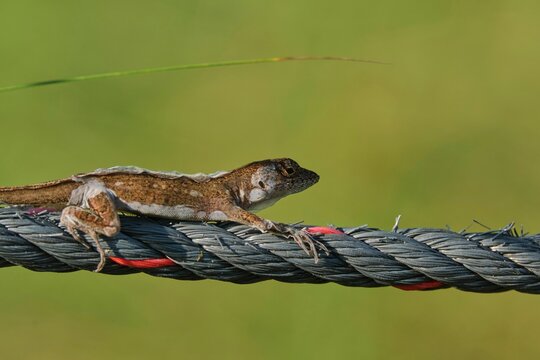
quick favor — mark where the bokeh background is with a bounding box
[1,1,539,359]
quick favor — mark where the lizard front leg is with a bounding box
[60,179,120,272]
[219,206,324,261]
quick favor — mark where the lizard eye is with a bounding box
[280,166,295,176]
[258,181,266,188]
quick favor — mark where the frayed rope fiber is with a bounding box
[1,206,540,293]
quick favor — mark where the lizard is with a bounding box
[0,158,322,272]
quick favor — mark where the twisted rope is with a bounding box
[1,206,540,293]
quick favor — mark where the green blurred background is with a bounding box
[1,1,539,359]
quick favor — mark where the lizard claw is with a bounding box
[268,222,329,262]
[290,228,319,262]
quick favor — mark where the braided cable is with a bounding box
[1,207,540,293]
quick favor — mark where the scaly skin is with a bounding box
[0,158,321,271]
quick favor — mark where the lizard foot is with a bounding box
[268,222,329,262]
[63,221,107,272]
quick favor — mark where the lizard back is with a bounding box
[0,166,231,209]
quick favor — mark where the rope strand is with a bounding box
[1,207,539,293]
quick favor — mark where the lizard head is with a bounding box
[239,158,319,211]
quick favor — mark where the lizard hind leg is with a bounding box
[60,180,120,272]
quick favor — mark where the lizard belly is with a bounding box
[118,199,197,219]
[116,199,229,221]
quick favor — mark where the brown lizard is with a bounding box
[0,158,321,271]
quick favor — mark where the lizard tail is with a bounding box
[0,179,78,209]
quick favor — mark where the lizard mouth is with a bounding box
[284,169,319,194]
[304,170,320,186]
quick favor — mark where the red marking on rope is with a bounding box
[394,281,445,291]
[307,226,344,235]
[109,257,175,269]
